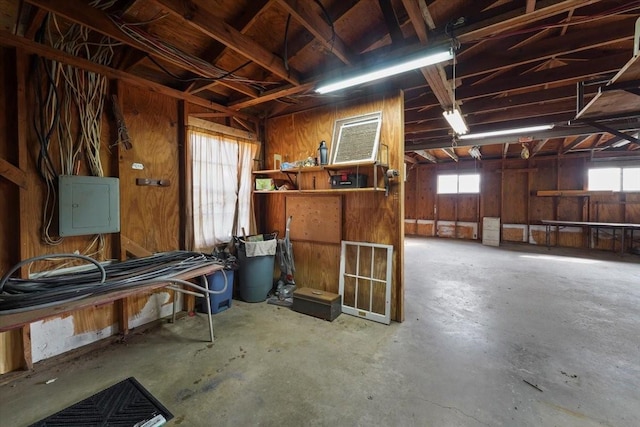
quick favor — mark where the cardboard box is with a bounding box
[292,287,341,321]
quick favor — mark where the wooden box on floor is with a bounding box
[292,288,341,321]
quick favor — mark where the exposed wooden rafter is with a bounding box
[276,0,354,64]
[151,0,300,85]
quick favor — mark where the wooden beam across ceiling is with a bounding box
[275,0,354,65]
[453,0,601,44]
[457,52,630,100]
[0,29,255,122]
[401,0,454,108]
[151,0,300,85]
[456,18,638,79]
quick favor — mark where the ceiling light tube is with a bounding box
[443,108,468,135]
[316,49,453,94]
[459,124,554,140]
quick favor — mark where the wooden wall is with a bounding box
[405,156,640,252]
[0,47,210,374]
[263,91,405,321]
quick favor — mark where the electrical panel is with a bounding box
[58,175,120,237]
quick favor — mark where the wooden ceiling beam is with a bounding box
[24,0,260,88]
[531,139,548,157]
[453,0,601,44]
[151,0,300,85]
[526,0,537,13]
[23,7,47,39]
[0,29,254,121]
[401,0,454,108]
[185,0,274,93]
[442,147,459,162]
[275,0,354,65]
[456,18,637,79]
[457,52,629,100]
[562,134,591,153]
[378,0,404,46]
[229,82,315,110]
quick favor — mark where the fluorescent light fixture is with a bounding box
[459,124,554,140]
[611,140,631,148]
[443,108,468,135]
[316,49,453,94]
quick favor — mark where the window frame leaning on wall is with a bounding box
[187,118,258,252]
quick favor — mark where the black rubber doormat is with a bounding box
[29,377,173,427]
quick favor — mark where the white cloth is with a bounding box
[244,239,277,257]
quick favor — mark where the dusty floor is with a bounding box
[1,238,639,426]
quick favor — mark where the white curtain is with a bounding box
[190,130,257,251]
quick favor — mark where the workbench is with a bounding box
[541,220,640,255]
[0,254,223,372]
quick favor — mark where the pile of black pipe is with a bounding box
[0,251,222,314]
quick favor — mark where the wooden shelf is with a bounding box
[536,190,615,197]
[254,188,385,194]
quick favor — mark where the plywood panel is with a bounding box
[502,170,527,223]
[530,158,556,222]
[591,195,626,223]
[120,83,179,252]
[437,195,456,220]
[286,195,342,243]
[625,193,640,223]
[404,219,417,235]
[481,163,501,218]
[458,195,479,222]
[503,225,526,242]
[0,330,23,374]
[415,166,436,219]
[416,220,435,236]
[265,91,404,320]
[404,166,417,219]
[290,242,341,293]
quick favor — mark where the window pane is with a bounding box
[588,168,620,191]
[437,175,458,194]
[458,174,480,193]
[623,167,640,192]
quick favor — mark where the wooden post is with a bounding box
[16,49,32,370]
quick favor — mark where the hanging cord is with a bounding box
[313,0,335,52]
[283,14,292,72]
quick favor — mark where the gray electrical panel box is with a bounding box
[58,175,120,237]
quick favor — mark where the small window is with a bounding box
[437,173,480,194]
[623,167,640,192]
[588,167,640,192]
[588,168,620,191]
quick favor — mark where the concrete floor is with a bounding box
[1,238,639,426]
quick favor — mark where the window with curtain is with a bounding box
[190,129,257,251]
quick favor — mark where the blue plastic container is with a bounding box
[198,269,234,314]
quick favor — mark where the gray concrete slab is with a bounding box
[1,238,639,426]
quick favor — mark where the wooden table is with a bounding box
[541,220,640,255]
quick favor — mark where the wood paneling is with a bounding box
[264,92,404,321]
[501,168,528,223]
[405,156,640,251]
[285,195,342,244]
[415,167,436,219]
[481,163,501,218]
[0,331,23,375]
[530,158,556,222]
[119,84,180,252]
